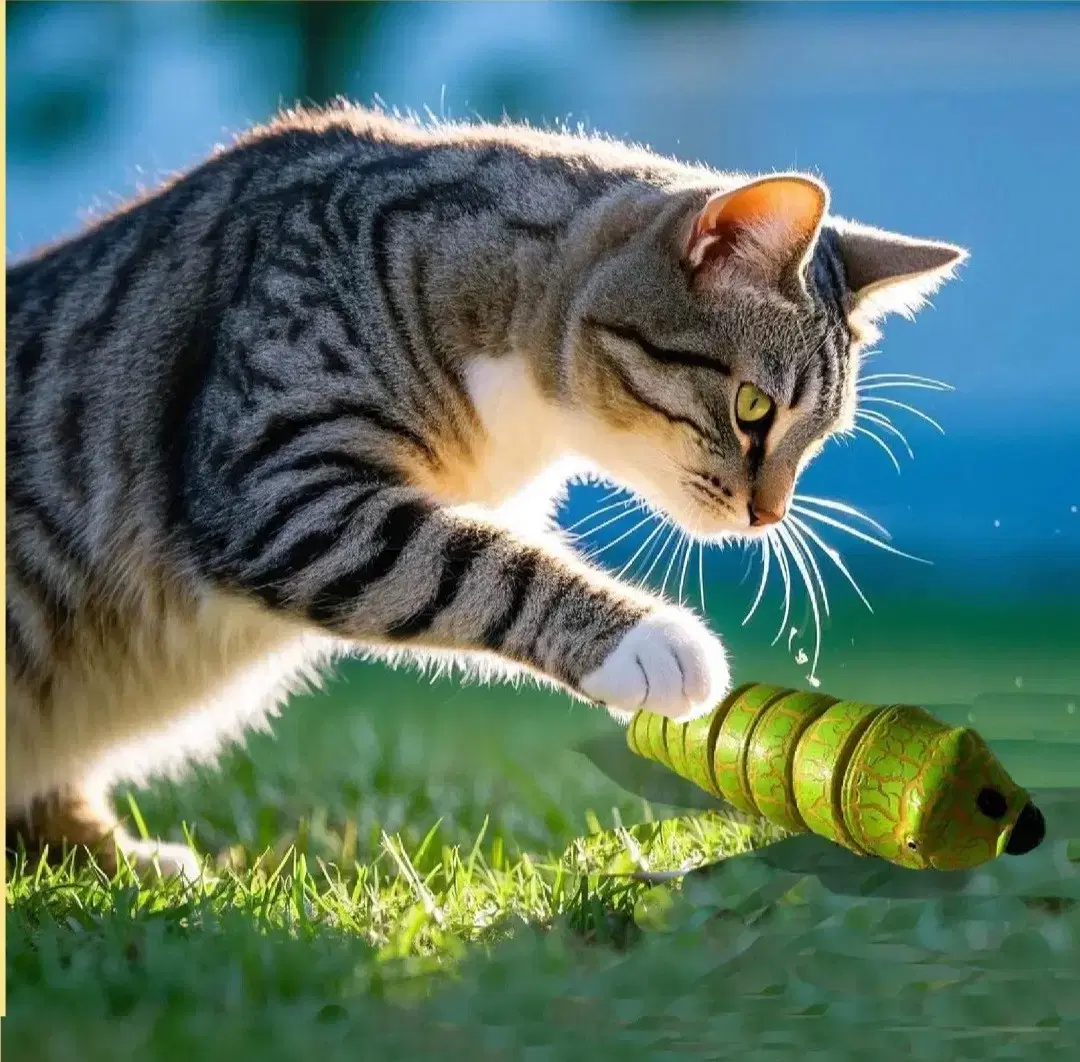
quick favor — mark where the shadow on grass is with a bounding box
[744,787,1080,899]
[579,725,1080,900]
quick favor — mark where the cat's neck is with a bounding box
[423,180,680,519]
[456,353,585,512]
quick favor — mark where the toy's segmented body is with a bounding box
[627,682,1046,870]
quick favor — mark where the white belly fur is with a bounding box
[6,588,345,808]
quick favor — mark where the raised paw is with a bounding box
[580,608,730,721]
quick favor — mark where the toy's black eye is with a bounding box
[906,840,918,851]
[977,788,1008,820]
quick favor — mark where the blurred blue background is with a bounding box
[6,2,1078,840]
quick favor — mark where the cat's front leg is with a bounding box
[210,480,729,720]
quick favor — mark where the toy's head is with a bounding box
[880,724,1044,871]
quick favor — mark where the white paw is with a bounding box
[121,840,210,885]
[581,609,730,721]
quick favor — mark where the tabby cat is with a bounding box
[6,105,965,878]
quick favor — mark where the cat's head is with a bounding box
[566,175,966,539]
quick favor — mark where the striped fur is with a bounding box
[5,104,965,875]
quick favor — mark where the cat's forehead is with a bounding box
[699,284,814,377]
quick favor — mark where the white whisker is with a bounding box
[561,483,624,522]
[742,534,771,626]
[791,506,931,565]
[565,495,637,536]
[770,535,793,647]
[789,514,873,613]
[697,540,707,614]
[677,534,695,606]
[861,396,945,434]
[853,424,902,473]
[856,409,914,459]
[641,521,682,587]
[857,380,953,394]
[778,523,823,683]
[616,517,670,581]
[859,371,953,390]
[567,505,644,546]
[630,526,668,587]
[661,531,688,600]
[586,511,657,561]
[783,519,830,618]
[792,494,892,539]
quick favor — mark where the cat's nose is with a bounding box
[748,468,793,527]
[748,499,786,527]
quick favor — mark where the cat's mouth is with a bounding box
[740,521,781,540]
[682,472,742,523]
[681,473,788,539]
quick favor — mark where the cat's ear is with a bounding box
[832,218,968,322]
[684,175,829,284]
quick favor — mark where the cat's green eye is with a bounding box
[735,383,773,425]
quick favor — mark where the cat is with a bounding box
[5,104,965,879]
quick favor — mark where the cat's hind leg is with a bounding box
[5,782,205,883]
[5,590,324,883]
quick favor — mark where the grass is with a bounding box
[4,662,783,1060]
[6,591,1080,1061]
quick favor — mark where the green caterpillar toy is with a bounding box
[627,682,1046,871]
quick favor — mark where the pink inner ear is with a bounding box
[687,177,828,274]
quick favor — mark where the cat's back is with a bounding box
[6,105,709,331]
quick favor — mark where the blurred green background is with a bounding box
[5,1,1078,859]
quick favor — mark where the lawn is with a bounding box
[5,592,1080,1060]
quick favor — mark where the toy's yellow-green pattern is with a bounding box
[791,699,885,855]
[626,682,1033,871]
[843,705,944,866]
[745,690,836,832]
[683,706,724,798]
[712,683,788,815]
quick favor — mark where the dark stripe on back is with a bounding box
[318,339,351,374]
[160,263,219,540]
[367,166,506,436]
[6,547,80,664]
[57,390,88,502]
[326,149,440,248]
[67,178,207,354]
[7,480,93,576]
[229,220,263,308]
[227,399,435,488]
[256,448,389,483]
[10,332,46,393]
